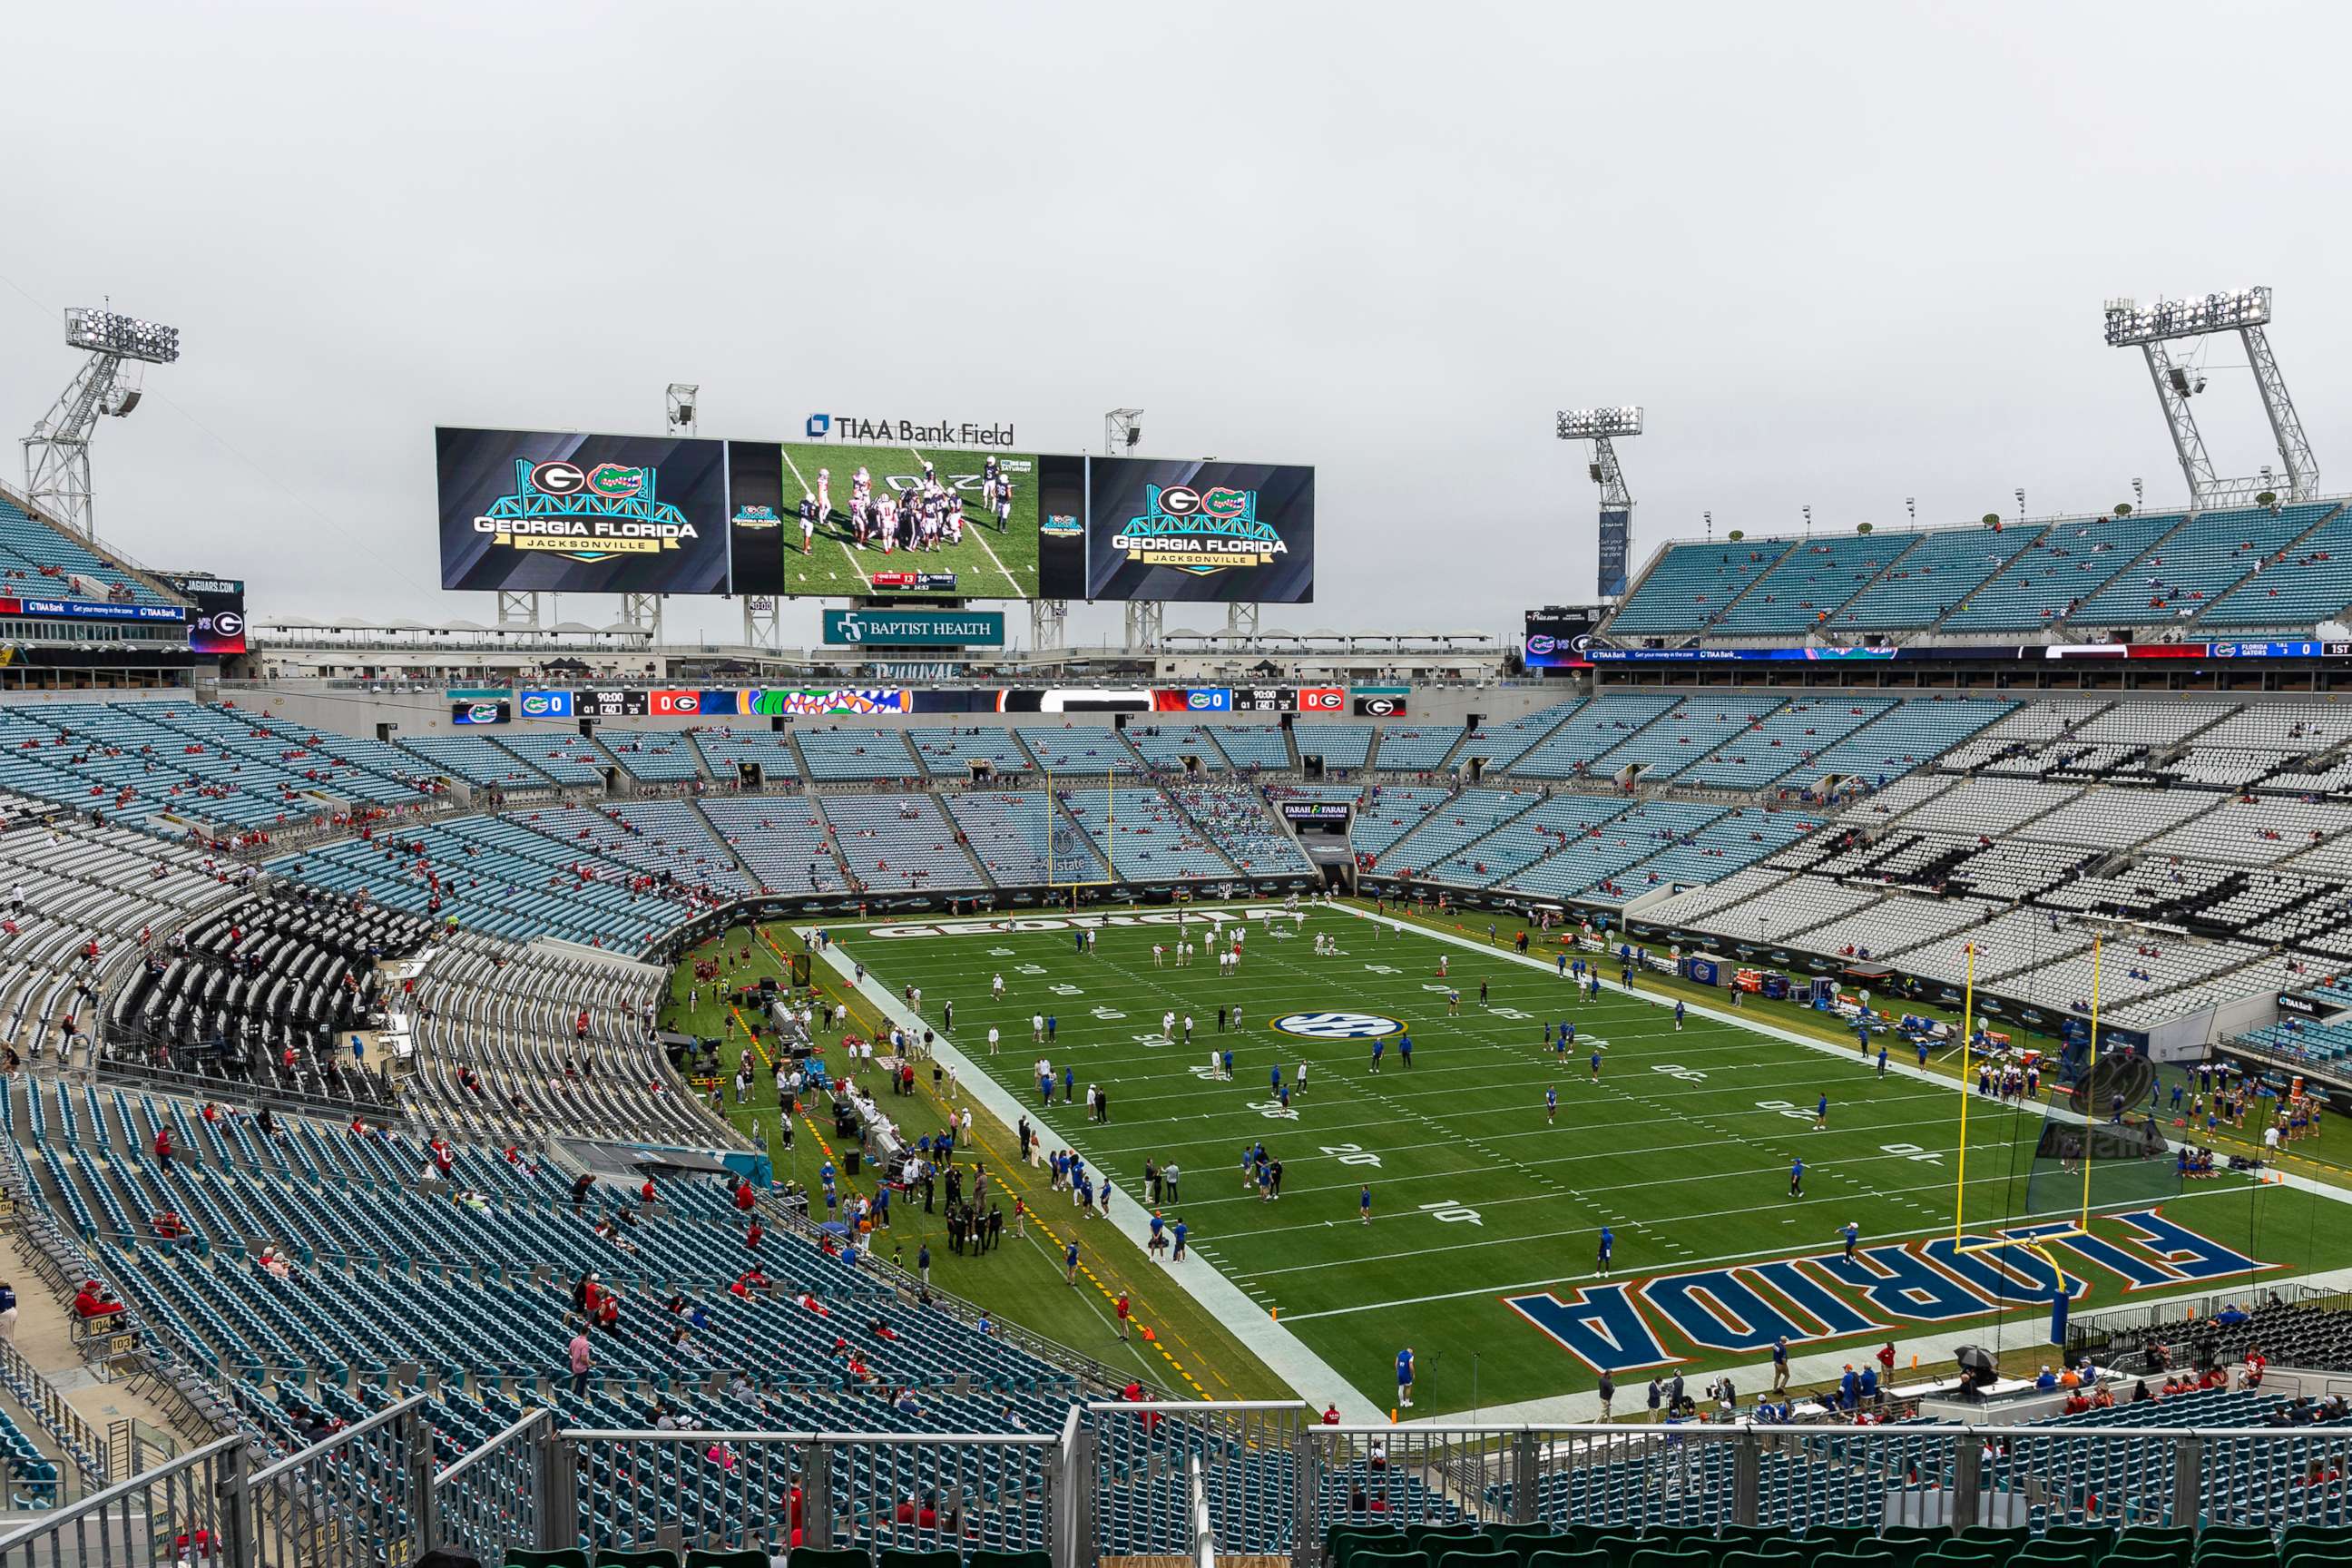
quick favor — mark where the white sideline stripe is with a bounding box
[806,930,1382,1421]
[1332,903,2352,1426]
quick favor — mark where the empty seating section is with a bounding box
[1677,699,1893,789]
[590,729,705,782]
[1346,787,1454,860]
[493,735,610,787]
[2149,798,2352,867]
[0,495,175,605]
[906,727,1037,778]
[1506,692,1682,780]
[797,727,922,782]
[1058,788,1235,881]
[1599,808,1823,900]
[821,794,985,891]
[1167,786,1313,876]
[1502,800,1728,902]
[1798,697,2014,793]
[1451,703,1583,773]
[690,729,803,786]
[1374,789,1544,875]
[104,891,421,1108]
[1126,724,1230,771]
[2070,503,2340,625]
[1791,889,1986,959]
[408,936,694,1144]
[518,803,753,897]
[397,734,557,791]
[1607,538,1798,634]
[0,810,243,1059]
[1636,867,1790,927]
[1898,778,2082,838]
[1944,511,2187,630]
[1828,524,2047,629]
[1429,793,1629,887]
[1592,695,1785,782]
[2205,505,2352,625]
[1708,534,1907,634]
[1696,875,1883,942]
[942,792,1105,885]
[265,816,694,946]
[696,796,848,893]
[1205,724,1292,770]
[1018,726,1143,776]
[1367,727,1461,772]
[1293,723,1374,769]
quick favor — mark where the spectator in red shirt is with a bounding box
[73,1280,122,1319]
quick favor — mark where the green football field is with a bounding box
[774,440,1040,599]
[806,902,2352,1413]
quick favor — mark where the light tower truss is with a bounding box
[23,307,180,542]
[1556,406,1642,599]
[2102,287,2317,513]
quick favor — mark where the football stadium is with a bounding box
[14,7,2352,1567]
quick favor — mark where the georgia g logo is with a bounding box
[1272,1011,1402,1040]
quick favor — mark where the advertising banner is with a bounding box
[436,427,731,593]
[1524,608,1601,671]
[1280,800,1353,822]
[821,609,1007,647]
[1352,686,1409,718]
[725,442,785,599]
[451,699,510,725]
[1042,457,1314,603]
[747,689,910,717]
[1598,508,1632,599]
[160,574,248,655]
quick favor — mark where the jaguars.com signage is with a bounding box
[822,609,1005,648]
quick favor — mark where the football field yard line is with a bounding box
[909,444,1025,596]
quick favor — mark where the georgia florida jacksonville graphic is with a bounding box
[473,458,701,564]
[1111,484,1288,577]
[1506,1210,2269,1374]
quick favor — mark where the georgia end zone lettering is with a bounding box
[1505,1211,2268,1376]
[866,909,1285,940]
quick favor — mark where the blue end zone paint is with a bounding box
[1503,1284,1681,1374]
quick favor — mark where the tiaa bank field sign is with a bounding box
[821,609,1006,648]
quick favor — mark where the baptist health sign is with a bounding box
[822,609,1005,648]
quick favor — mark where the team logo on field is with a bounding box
[1272,1011,1401,1040]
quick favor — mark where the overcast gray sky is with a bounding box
[5,1,2348,649]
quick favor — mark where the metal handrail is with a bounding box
[0,1432,241,1553]
[246,1390,426,1489]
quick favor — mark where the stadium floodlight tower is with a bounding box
[2102,286,2318,514]
[1556,406,1642,600]
[1105,408,1158,652]
[22,307,181,542]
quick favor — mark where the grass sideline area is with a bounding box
[663,896,2352,1413]
[657,920,1291,1401]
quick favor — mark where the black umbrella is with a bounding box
[1955,1346,1997,1374]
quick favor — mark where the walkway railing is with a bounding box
[7,1409,2352,1565]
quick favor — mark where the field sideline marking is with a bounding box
[803,924,1381,1419]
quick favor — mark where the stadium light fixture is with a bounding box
[1556,407,1642,440]
[2102,284,2317,512]
[2102,288,2269,348]
[64,308,180,364]
[1906,497,1916,526]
